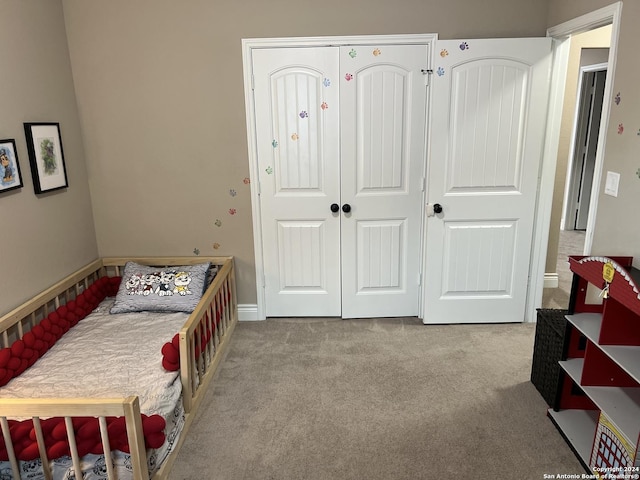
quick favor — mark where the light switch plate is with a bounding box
[604,171,620,197]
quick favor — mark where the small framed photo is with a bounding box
[0,139,24,194]
[24,122,68,193]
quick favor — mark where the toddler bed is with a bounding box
[0,256,238,480]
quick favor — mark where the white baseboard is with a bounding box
[544,273,559,289]
[238,304,262,321]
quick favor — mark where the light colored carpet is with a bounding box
[168,317,584,480]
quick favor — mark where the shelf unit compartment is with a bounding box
[601,344,640,383]
[569,273,605,315]
[548,409,600,468]
[564,319,589,360]
[584,385,640,447]
[567,312,640,384]
[599,297,640,346]
[581,342,639,387]
[560,358,640,451]
[556,362,599,411]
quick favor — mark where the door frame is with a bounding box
[242,34,437,320]
[562,62,607,232]
[527,2,622,322]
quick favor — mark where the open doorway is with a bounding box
[545,50,609,309]
[564,61,608,232]
[540,17,617,311]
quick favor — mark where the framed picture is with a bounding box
[24,122,68,193]
[0,139,24,194]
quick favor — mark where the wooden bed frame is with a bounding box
[0,256,238,480]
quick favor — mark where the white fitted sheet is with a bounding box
[1,298,187,415]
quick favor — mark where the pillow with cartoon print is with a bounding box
[110,261,211,314]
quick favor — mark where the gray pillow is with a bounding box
[110,261,211,314]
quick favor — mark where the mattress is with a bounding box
[0,298,189,479]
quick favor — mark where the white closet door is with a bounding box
[252,47,342,317]
[423,38,552,324]
[339,45,428,318]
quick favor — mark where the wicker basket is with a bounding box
[531,309,567,407]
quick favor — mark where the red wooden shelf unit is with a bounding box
[548,255,640,475]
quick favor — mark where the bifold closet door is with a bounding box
[252,45,427,318]
[339,44,427,318]
[252,47,342,317]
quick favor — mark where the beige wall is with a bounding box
[547,0,612,27]
[0,1,98,315]
[4,0,637,316]
[548,0,640,267]
[61,0,549,306]
[545,26,611,274]
[589,1,640,264]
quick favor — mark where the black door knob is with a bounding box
[433,203,443,214]
[342,204,351,213]
[330,203,340,213]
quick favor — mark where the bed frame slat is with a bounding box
[65,416,83,478]
[32,417,52,480]
[0,416,20,479]
[123,396,150,480]
[99,416,116,479]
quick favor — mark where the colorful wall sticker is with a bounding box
[348,49,357,58]
[213,243,220,250]
[636,168,640,179]
[229,189,237,197]
[291,133,299,141]
[440,49,449,58]
[614,92,621,105]
[265,166,273,175]
[299,111,308,119]
[373,48,381,56]
[323,78,331,87]
[321,102,328,110]
[618,123,624,135]
[229,208,237,215]
[193,248,200,255]
[272,139,278,148]
[437,67,445,77]
[215,219,222,227]
[243,177,250,185]
[345,73,353,81]
[459,42,469,50]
